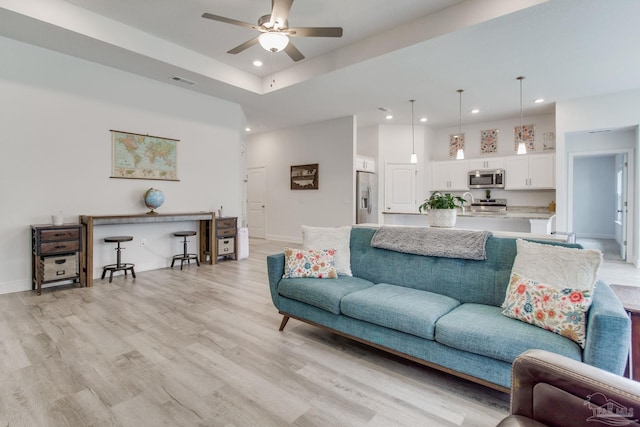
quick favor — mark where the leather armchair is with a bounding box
[498,349,640,427]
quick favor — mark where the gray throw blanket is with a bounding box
[371,227,492,260]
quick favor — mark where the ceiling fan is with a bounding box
[202,0,343,62]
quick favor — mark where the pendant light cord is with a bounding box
[458,89,463,139]
[518,76,525,144]
[410,99,415,154]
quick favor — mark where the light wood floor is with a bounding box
[0,239,513,426]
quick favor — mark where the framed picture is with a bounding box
[111,130,179,181]
[449,133,464,157]
[291,164,318,190]
[514,124,535,152]
[480,129,498,154]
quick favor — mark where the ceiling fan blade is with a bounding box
[201,13,256,30]
[284,42,305,62]
[287,27,343,38]
[227,37,260,54]
[270,0,294,27]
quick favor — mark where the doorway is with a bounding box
[569,150,631,262]
[247,167,266,239]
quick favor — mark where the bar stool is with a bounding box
[101,236,136,283]
[171,231,200,270]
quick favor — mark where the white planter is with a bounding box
[428,208,457,228]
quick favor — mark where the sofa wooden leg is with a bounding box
[279,315,290,331]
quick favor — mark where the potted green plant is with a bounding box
[418,192,466,227]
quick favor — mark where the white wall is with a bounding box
[556,90,640,265]
[357,125,378,158]
[573,156,616,238]
[432,114,556,160]
[246,116,356,242]
[378,125,428,210]
[0,37,245,294]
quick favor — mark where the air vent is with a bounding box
[588,129,612,134]
[377,107,391,113]
[170,76,196,86]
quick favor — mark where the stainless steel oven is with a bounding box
[468,169,505,189]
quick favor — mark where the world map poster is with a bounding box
[111,130,178,181]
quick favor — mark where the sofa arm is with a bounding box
[266,253,285,308]
[582,281,630,374]
[500,349,640,427]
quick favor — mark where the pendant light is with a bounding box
[409,99,417,164]
[516,76,527,155]
[456,89,464,160]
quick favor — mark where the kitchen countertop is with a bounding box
[354,223,569,242]
[383,210,555,220]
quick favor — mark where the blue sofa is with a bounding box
[266,227,630,392]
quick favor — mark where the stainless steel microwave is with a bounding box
[468,169,505,189]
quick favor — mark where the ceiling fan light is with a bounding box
[258,32,289,52]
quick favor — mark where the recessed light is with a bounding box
[471,109,480,114]
[534,98,544,103]
[385,114,393,120]
[253,60,263,67]
[420,117,427,122]
[245,127,251,132]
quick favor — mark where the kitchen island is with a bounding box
[382,208,555,235]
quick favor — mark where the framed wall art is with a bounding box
[291,164,318,190]
[480,129,498,154]
[111,130,179,181]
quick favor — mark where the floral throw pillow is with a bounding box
[501,272,593,348]
[282,248,338,279]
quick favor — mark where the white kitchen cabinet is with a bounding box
[356,155,376,172]
[467,157,505,171]
[505,153,555,189]
[431,160,468,191]
[385,163,416,213]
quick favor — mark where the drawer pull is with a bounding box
[56,270,67,276]
[55,259,66,265]
[55,245,67,249]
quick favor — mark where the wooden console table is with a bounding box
[610,284,640,381]
[80,212,215,287]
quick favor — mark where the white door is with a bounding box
[528,154,555,189]
[449,160,470,190]
[505,156,529,189]
[385,163,416,213]
[616,154,628,260]
[247,167,266,239]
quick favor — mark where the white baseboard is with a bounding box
[266,234,302,244]
[575,233,616,240]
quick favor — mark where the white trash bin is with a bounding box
[237,227,249,259]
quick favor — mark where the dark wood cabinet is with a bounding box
[31,224,84,295]
[610,284,640,381]
[214,217,237,263]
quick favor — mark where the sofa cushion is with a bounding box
[283,247,337,279]
[435,303,582,364]
[302,225,352,276]
[340,283,461,340]
[278,276,374,314]
[501,272,593,348]
[512,239,602,291]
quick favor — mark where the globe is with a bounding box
[143,188,164,214]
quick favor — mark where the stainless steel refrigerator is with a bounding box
[356,171,377,224]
